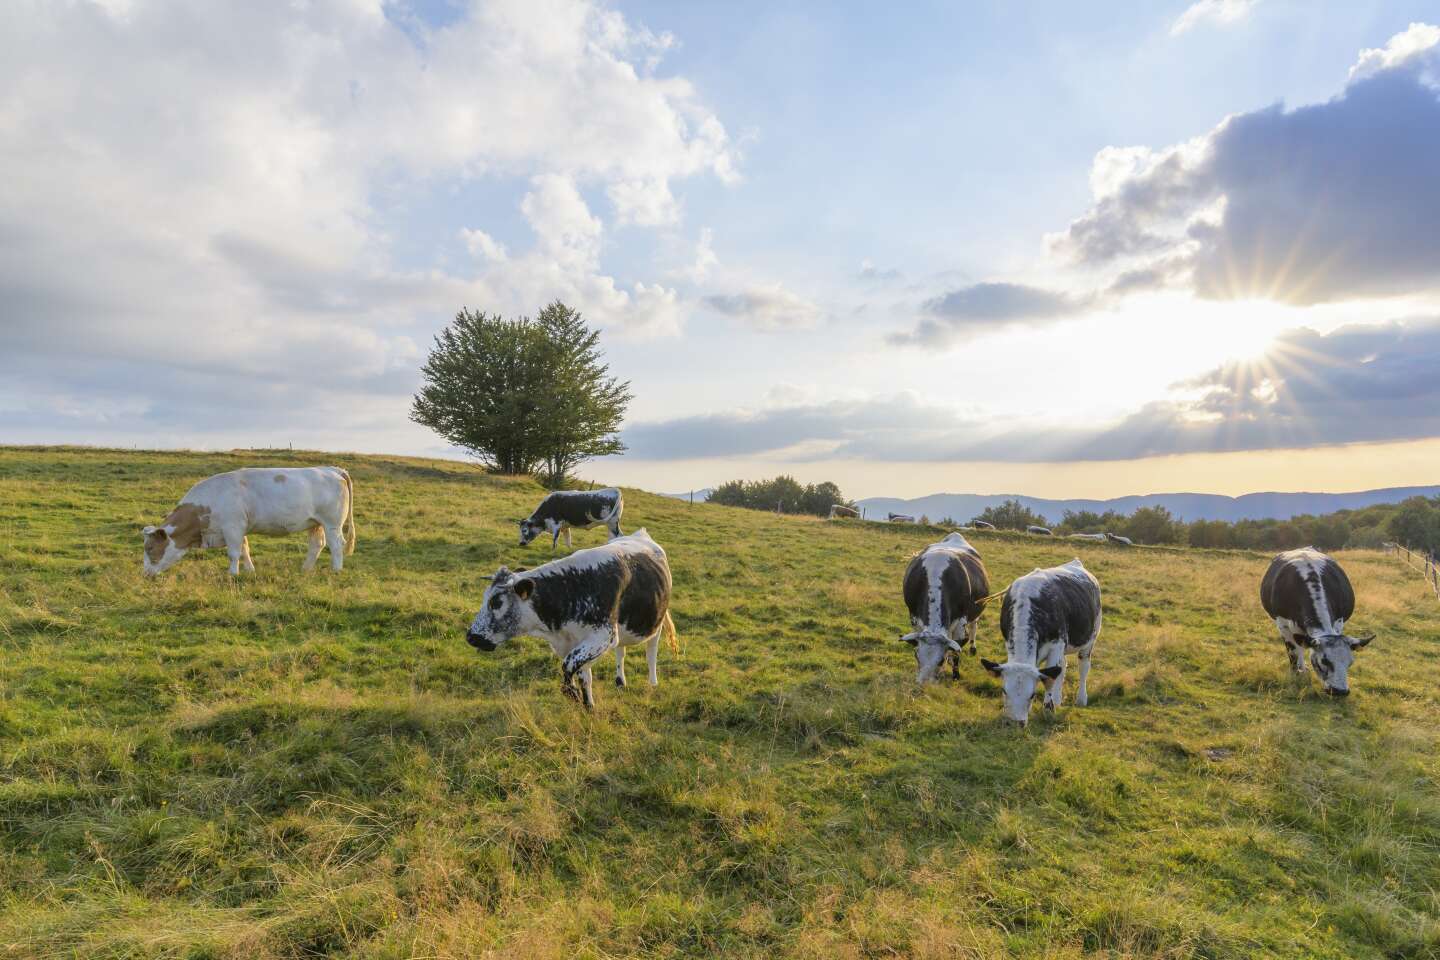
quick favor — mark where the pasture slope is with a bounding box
[2,447,1439,960]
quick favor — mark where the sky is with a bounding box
[3,0,1440,499]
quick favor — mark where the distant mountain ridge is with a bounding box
[853,485,1440,524]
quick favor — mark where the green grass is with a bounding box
[2,446,1440,959]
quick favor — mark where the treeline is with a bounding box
[966,496,1440,553]
[709,476,852,517]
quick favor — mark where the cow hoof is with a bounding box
[615,676,626,687]
[561,683,580,702]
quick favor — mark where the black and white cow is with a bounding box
[1026,525,1053,537]
[1260,547,1374,696]
[828,504,860,520]
[1104,532,1132,546]
[981,559,1101,726]
[971,520,996,530]
[519,487,623,550]
[900,532,991,683]
[888,513,916,523]
[467,528,676,708]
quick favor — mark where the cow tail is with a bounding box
[662,609,680,657]
[341,469,357,555]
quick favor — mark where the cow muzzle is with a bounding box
[467,632,498,652]
[1325,685,1350,698]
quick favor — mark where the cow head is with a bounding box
[900,627,963,684]
[980,658,1063,726]
[467,566,537,651]
[1308,633,1374,697]
[517,518,545,546]
[141,524,189,576]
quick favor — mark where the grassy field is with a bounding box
[2,446,1439,959]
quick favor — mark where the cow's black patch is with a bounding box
[1260,548,1355,633]
[524,549,670,639]
[1000,565,1101,657]
[902,542,991,633]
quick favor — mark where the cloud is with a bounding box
[857,259,902,282]
[623,316,1440,463]
[703,285,822,331]
[1051,22,1440,306]
[0,0,732,439]
[890,282,1091,346]
[1170,0,1258,37]
[622,393,983,460]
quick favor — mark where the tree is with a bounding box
[974,499,1048,530]
[411,303,632,485]
[1122,506,1181,544]
[1389,497,1440,555]
[708,476,852,517]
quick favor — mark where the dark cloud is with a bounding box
[889,282,1090,346]
[1053,25,1440,305]
[625,317,1440,462]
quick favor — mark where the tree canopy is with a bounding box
[709,476,852,517]
[411,302,631,485]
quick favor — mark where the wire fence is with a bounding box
[1384,541,1440,602]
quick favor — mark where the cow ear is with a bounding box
[1039,665,1064,681]
[513,578,534,601]
[899,631,919,645]
[142,525,157,537]
[1349,634,1374,650]
[980,658,1003,677]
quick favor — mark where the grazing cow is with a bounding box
[142,467,355,576]
[1104,533,1132,545]
[828,504,860,520]
[1260,547,1374,696]
[900,532,991,683]
[981,559,1101,726]
[519,487,623,550]
[971,520,996,530]
[888,513,916,523]
[466,529,676,709]
[1068,532,1106,542]
[1026,525,1053,536]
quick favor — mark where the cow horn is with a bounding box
[946,638,963,653]
[1349,633,1375,649]
[899,632,920,645]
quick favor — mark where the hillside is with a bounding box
[858,485,1440,524]
[2,446,1440,959]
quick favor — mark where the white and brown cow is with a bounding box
[828,504,860,520]
[142,467,355,576]
[1260,547,1373,696]
[982,559,1101,726]
[900,532,992,683]
[519,487,623,551]
[467,528,676,709]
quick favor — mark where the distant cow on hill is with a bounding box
[1068,533,1106,542]
[900,533,991,683]
[1104,533,1132,545]
[828,504,860,519]
[888,513,916,523]
[971,520,996,530]
[519,487,623,551]
[1026,525,1053,536]
[142,467,355,576]
[1260,548,1373,696]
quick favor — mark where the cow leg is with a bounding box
[561,628,619,709]
[646,631,660,686]
[1075,645,1092,706]
[550,525,561,552]
[322,523,345,571]
[966,619,978,657]
[1043,648,1066,711]
[579,664,595,707]
[303,526,326,572]
[240,536,256,573]
[614,646,627,687]
[563,526,573,549]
